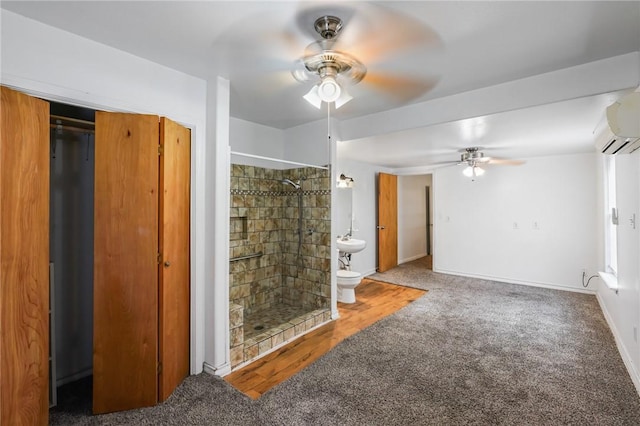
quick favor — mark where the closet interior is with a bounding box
[49,101,96,411]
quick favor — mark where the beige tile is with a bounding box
[230,326,244,347]
[244,344,258,361]
[283,326,295,341]
[258,338,272,354]
[230,345,244,367]
[271,332,284,347]
[305,318,315,330]
[229,306,244,328]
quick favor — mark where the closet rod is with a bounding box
[50,124,95,134]
[51,114,94,126]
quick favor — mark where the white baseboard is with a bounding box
[362,269,378,277]
[203,361,231,377]
[433,269,597,295]
[399,253,428,264]
[596,293,640,397]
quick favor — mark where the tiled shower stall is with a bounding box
[228,164,332,368]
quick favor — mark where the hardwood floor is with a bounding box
[425,254,433,270]
[224,278,427,399]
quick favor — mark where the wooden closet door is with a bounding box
[93,112,159,414]
[158,117,191,401]
[0,86,50,425]
[377,172,398,272]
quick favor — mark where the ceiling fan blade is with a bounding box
[362,72,439,102]
[331,3,442,65]
[486,158,526,166]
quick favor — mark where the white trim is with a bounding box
[2,77,207,376]
[596,293,640,396]
[362,269,379,277]
[598,271,619,293]
[433,269,597,295]
[231,151,329,170]
[206,77,231,373]
[203,361,231,377]
[399,253,428,264]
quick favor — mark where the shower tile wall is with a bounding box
[229,164,331,314]
[280,167,332,311]
[230,165,285,315]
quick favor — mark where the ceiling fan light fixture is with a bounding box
[463,164,484,178]
[303,85,322,109]
[318,76,341,103]
[334,87,353,109]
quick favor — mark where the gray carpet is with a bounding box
[51,258,640,425]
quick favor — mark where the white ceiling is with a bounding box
[338,91,627,170]
[2,1,639,168]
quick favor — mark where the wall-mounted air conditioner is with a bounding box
[594,92,640,155]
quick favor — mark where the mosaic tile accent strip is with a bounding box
[231,189,332,196]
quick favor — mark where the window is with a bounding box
[604,155,618,275]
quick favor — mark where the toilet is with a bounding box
[337,270,363,304]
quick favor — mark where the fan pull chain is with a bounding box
[327,102,331,161]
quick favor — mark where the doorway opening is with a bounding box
[48,101,95,415]
[396,173,433,270]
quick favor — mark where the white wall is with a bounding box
[230,117,285,168]
[334,154,393,276]
[283,119,332,167]
[597,150,640,392]
[204,77,231,375]
[398,174,431,263]
[1,10,209,374]
[434,153,599,292]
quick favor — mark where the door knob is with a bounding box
[164,261,171,267]
[377,225,385,230]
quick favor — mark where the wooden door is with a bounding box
[377,172,398,272]
[0,86,50,425]
[158,117,191,401]
[93,112,159,414]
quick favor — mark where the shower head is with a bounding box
[281,178,301,190]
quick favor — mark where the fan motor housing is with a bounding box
[461,148,484,162]
[314,16,343,39]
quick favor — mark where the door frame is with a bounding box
[4,84,199,375]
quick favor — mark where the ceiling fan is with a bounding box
[288,8,441,109]
[291,15,366,109]
[219,3,442,111]
[440,147,525,178]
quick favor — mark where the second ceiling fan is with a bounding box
[439,147,525,178]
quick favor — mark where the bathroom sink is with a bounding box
[337,238,366,253]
